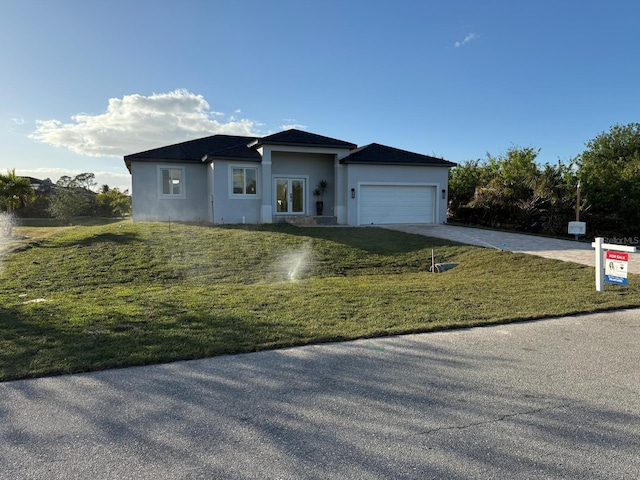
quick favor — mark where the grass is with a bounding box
[2,221,639,382]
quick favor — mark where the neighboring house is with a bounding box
[124,129,456,225]
[26,177,58,193]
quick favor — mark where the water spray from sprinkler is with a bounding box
[282,244,311,282]
[0,212,16,239]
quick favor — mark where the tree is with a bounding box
[448,148,578,236]
[96,187,131,217]
[532,161,578,235]
[48,188,93,224]
[448,159,482,213]
[0,169,35,213]
[56,172,97,192]
[73,172,97,191]
[56,175,73,188]
[578,123,640,237]
[467,147,542,229]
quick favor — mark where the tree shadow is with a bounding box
[218,223,469,256]
[1,314,638,478]
[75,231,139,247]
[31,231,140,251]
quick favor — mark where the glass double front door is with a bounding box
[275,178,305,214]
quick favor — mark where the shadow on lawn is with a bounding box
[36,231,140,250]
[219,223,459,255]
[75,231,139,247]
[0,299,291,382]
[0,304,85,381]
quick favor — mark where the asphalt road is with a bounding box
[1,309,639,479]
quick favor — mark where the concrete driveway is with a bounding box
[1,309,639,479]
[381,224,640,274]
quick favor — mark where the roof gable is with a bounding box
[340,143,456,167]
[253,129,357,149]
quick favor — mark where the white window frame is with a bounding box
[158,166,186,199]
[229,165,260,198]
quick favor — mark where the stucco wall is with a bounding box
[271,151,335,217]
[131,162,210,222]
[210,160,262,224]
[345,164,450,225]
[130,151,451,226]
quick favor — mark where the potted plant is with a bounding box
[313,180,328,216]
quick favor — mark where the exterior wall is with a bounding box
[210,160,262,224]
[129,147,451,226]
[271,151,335,217]
[130,161,210,222]
[345,164,450,226]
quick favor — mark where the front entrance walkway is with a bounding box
[381,224,640,274]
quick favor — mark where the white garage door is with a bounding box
[359,185,435,225]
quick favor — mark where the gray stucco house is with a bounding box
[124,129,456,225]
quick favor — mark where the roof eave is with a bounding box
[252,140,357,150]
[201,154,261,163]
[341,160,457,167]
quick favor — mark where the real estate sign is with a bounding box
[605,251,628,285]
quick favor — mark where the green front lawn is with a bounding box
[1,221,638,381]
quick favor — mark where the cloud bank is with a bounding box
[455,33,477,48]
[29,89,260,157]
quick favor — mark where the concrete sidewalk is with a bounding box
[381,224,640,274]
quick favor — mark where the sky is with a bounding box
[1,0,639,193]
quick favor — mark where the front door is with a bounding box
[275,178,305,214]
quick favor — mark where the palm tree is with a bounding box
[0,169,35,212]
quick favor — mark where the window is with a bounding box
[232,167,258,195]
[159,167,185,198]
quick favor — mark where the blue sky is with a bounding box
[1,0,639,192]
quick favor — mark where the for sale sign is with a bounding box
[605,251,628,285]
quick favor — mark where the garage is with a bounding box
[359,184,435,225]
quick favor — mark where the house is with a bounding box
[124,129,456,225]
[26,176,58,193]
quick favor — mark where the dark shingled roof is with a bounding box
[124,135,259,171]
[340,143,456,167]
[25,176,57,191]
[252,129,357,149]
[123,130,456,172]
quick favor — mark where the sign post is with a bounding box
[591,238,636,292]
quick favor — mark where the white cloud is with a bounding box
[280,120,307,131]
[454,33,477,48]
[6,117,27,132]
[29,89,261,157]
